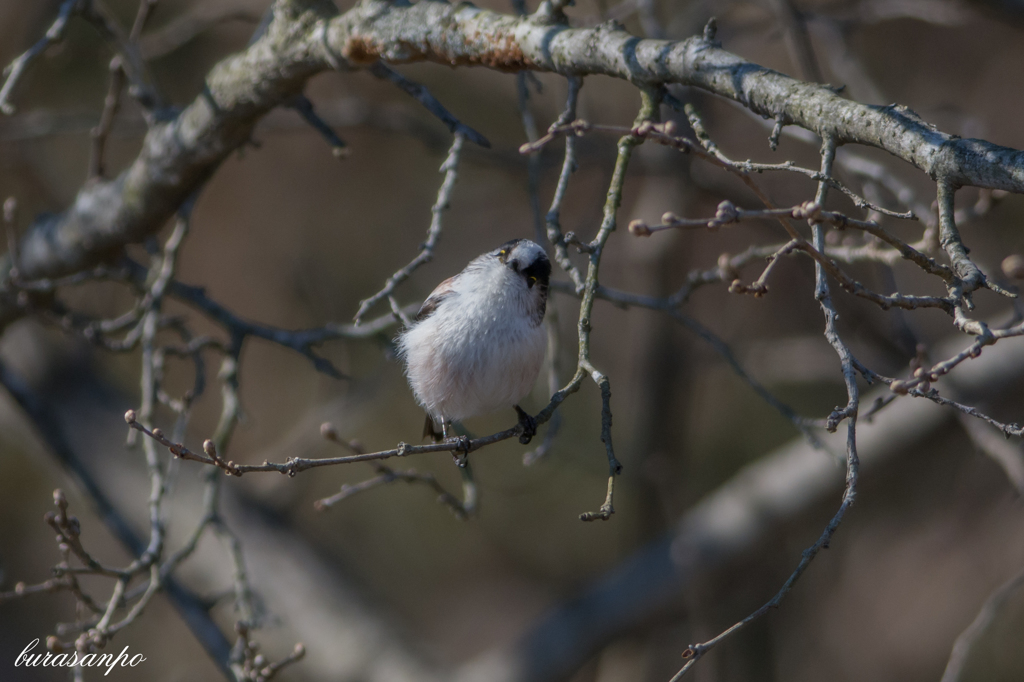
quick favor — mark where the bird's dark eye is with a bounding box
[527,276,537,288]
[510,260,520,272]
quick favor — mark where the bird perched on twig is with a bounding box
[398,239,551,447]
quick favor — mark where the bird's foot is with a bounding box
[515,405,537,445]
[446,434,471,467]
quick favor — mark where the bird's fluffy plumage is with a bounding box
[398,239,550,427]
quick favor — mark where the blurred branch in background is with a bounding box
[941,565,1024,682]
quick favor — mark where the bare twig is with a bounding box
[368,63,490,148]
[0,0,82,115]
[543,77,586,291]
[287,94,347,156]
[316,423,476,518]
[956,413,1024,495]
[354,133,465,325]
[574,92,661,520]
[89,0,160,179]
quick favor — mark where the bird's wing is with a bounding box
[414,276,456,321]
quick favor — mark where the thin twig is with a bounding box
[287,94,347,156]
[89,0,159,178]
[544,77,586,291]
[0,0,82,115]
[369,63,490,148]
[354,133,465,325]
[957,413,1024,495]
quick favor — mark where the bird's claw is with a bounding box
[447,434,471,467]
[515,405,537,445]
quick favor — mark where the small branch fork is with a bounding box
[0,490,157,651]
[368,63,490,149]
[315,424,476,519]
[560,89,662,521]
[1,0,159,118]
[89,0,160,179]
[544,76,586,292]
[0,0,81,115]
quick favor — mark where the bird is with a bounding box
[397,238,551,446]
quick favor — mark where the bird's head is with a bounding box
[494,239,551,292]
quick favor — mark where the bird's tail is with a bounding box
[423,414,444,442]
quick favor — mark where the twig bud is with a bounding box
[714,200,739,224]
[320,422,339,441]
[628,219,651,236]
[717,253,740,281]
[203,439,217,458]
[124,409,137,424]
[890,380,910,395]
[661,120,678,136]
[794,201,822,220]
[703,17,717,41]
[1001,254,1024,279]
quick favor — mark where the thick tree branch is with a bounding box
[3,0,1024,334]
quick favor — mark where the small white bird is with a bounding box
[398,239,551,444]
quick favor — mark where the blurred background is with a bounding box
[2,0,1024,680]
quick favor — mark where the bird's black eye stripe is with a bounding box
[522,256,551,289]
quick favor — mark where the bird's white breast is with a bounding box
[399,261,546,423]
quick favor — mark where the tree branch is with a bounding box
[3,0,1024,333]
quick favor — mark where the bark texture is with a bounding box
[4,0,1024,324]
